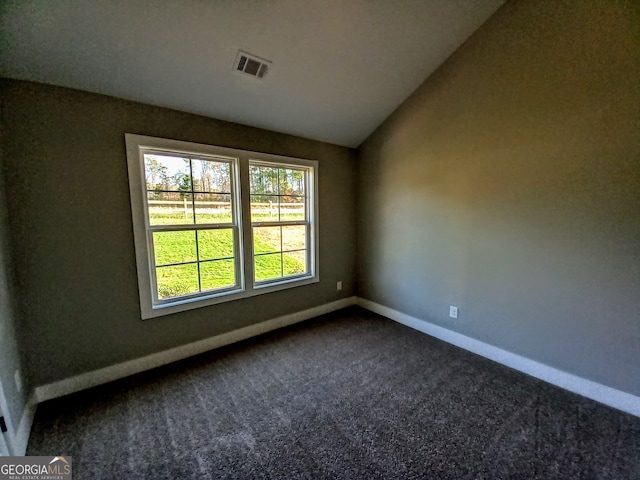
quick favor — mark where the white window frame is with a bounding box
[249,159,317,288]
[125,134,319,319]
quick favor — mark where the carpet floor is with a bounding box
[27,307,640,479]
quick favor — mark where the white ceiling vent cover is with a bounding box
[234,51,270,79]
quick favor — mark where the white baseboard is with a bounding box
[36,297,356,404]
[356,297,640,418]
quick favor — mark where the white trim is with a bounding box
[0,424,7,456]
[0,389,36,456]
[0,378,16,455]
[36,297,356,403]
[12,393,37,456]
[356,297,640,418]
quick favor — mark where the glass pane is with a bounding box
[280,196,305,221]
[153,231,197,266]
[195,193,232,224]
[255,253,282,281]
[251,195,279,222]
[156,263,199,299]
[200,259,236,290]
[192,159,231,193]
[280,168,305,196]
[147,192,194,225]
[250,166,278,194]
[253,226,281,254]
[144,154,192,191]
[283,250,306,276]
[198,229,234,260]
[282,225,305,251]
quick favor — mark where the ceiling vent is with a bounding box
[234,51,270,79]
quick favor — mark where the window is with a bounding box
[125,134,318,319]
[250,162,311,284]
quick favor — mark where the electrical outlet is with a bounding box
[336,281,343,291]
[14,370,22,392]
[449,306,458,319]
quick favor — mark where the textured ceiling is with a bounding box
[0,0,504,147]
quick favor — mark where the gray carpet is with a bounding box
[27,307,640,479]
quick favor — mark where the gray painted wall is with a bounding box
[1,80,357,387]
[357,1,640,396]
[0,134,27,434]
[1,0,639,407]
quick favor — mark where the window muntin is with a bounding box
[125,134,319,319]
[250,163,311,284]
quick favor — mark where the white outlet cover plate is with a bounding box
[449,306,458,319]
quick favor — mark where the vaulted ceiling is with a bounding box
[1,0,504,147]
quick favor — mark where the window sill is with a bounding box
[142,275,319,319]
